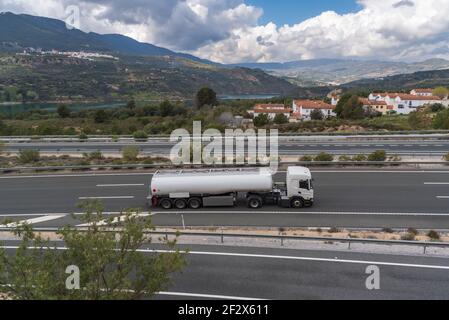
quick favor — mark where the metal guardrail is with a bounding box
[0,228,446,254]
[0,161,448,174]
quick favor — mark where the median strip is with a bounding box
[78,196,135,200]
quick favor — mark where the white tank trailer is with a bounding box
[150,167,314,209]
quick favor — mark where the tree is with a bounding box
[273,113,288,125]
[0,201,185,300]
[159,100,174,117]
[122,146,140,162]
[253,114,269,127]
[433,109,449,129]
[94,110,108,123]
[408,111,432,130]
[433,87,449,99]
[335,93,352,117]
[310,109,324,121]
[430,103,445,113]
[314,152,334,162]
[126,100,136,110]
[341,96,364,120]
[195,87,218,108]
[57,105,71,118]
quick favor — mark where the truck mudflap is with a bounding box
[151,196,159,207]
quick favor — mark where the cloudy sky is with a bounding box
[1,0,449,63]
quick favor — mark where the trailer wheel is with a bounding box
[188,198,202,209]
[247,196,263,209]
[160,198,172,210]
[291,198,304,209]
[174,199,187,210]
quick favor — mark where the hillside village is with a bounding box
[248,88,449,123]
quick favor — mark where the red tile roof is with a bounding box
[360,98,387,106]
[253,104,291,114]
[294,100,335,110]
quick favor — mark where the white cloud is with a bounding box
[1,0,449,63]
[194,0,449,63]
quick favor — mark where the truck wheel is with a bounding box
[188,198,202,209]
[174,199,187,210]
[291,198,304,209]
[247,196,263,209]
[160,199,172,210]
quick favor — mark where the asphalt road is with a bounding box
[1,169,449,229]
[3,242,449,299]
[5,139,449,156]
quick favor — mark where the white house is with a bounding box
[368,92,443,115]
[249,104,292,120]
[410,89,434,97]
[292,100,336,120]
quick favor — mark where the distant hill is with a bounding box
[0,12,210,64]
[342,68,449,91]
[0,53,301,101]
[0,12,306,101]
[232,58,449,86]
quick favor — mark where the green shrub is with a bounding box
[300,155,313,162]
[368,150,387,162]
[407,228,419,236]
[314,152,334,162]
[427,230,440,241]
[338,155,352,161]
[79,133,88,141]
[133,130,148,141]
[84,151,104,161]
[352,154,367,162]
[382,228,394,233]
[122,146,140,162]
[19,149,40,164]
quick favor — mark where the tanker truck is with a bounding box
[149,166,313,209]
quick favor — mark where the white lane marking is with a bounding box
[2,171,449,180]
[157,291,266,300]
[0,173,154,179]
[425,183,449,185]
[437,196,449,199]
[150,250,449,271]
[0,215,66,228]
[96,184,145,187]
[311,171,449,174]
[153,210,449,217]
[2,245,449,271]
[76,212,152,227]
[78,196,135,200]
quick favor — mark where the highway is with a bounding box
[3,242,449,299]
[4,139,449,156]
[1,169,449,229]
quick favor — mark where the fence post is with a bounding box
[423,245,427,255]
[221,230,224,244]
[281,236,284,247]
[348,241,351,250]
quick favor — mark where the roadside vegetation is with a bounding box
[0,149,169,169]
[2,88,449,136]
[0,200,185,300]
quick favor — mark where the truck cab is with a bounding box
[285,166,314,208]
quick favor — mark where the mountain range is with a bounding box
[0,12,304,100]
[233,58,449,86]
